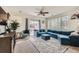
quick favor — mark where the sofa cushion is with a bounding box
[47,32,58,39]
[47,30,74,36]
[57,34,69,39]
[61,31,74,35]
[47,30,56,33]
[39,29,45,32]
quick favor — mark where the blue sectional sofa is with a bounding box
[36,29,79,47]
[36,29,74,45]
[47,30,74,45]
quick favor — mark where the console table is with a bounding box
[0,32,16,53]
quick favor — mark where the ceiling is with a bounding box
[2,6,77,18]
[0,7,6,14]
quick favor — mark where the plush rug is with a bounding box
[14,36,69,53]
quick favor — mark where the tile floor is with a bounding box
[14,36,79,53]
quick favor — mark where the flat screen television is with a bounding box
[0,25,5,34]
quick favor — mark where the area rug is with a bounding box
[14,36,69,53]
[29,36,69,53]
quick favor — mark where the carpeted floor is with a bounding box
[14,36,79,53]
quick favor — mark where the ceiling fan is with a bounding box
[35,7,49,16]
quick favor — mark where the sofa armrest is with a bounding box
[69,35,79,46]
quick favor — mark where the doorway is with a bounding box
[29,20,40,35]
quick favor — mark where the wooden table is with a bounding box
[0,32,16,53]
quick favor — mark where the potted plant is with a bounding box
[10,20,19,32]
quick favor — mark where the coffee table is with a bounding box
[41,34,50,40]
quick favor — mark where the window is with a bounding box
[0,25,5,34]
[61,16,69,30]
[48,16,69,31]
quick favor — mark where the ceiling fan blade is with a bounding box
[44,12,49,14]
